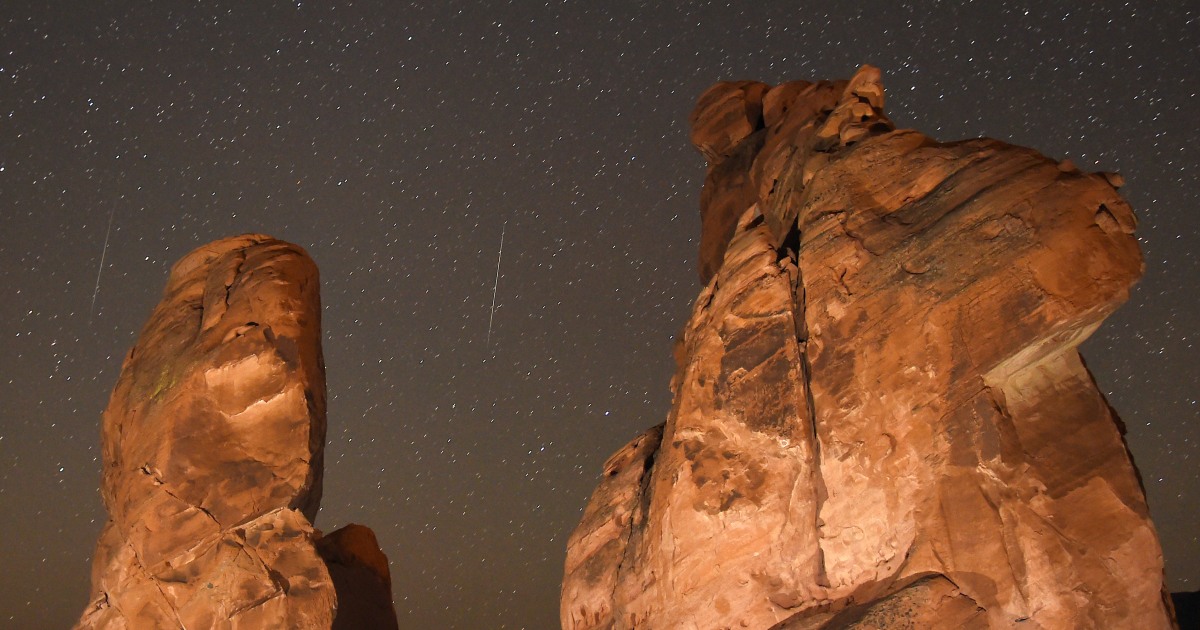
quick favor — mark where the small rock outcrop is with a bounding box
[76,235,397,629]
[562,67,1173,629]
[318,524,401,630]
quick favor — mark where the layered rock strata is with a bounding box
[562,66,1173,629]
[76,235,396,629]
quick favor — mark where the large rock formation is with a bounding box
[76,235,397,629]
[562,67,1174,629]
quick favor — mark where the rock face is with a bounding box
[562,67,1174,629]
[76,235,397,629]
[317,524,401,630]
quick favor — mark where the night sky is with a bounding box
[1,2,1196,628]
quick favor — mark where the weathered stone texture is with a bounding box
[76,235,395,629]
[562,66,1173,629]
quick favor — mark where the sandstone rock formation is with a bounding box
[76,235,396,629]
[562,67,1174,629]
[317,524,401,630]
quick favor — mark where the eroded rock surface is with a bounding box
[76,235,395,629]
[562,67,1173,629]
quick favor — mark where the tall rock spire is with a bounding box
[76,234,397,629]
[562,66,1173,629]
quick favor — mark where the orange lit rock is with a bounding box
[75,235,394,629]
[562,66,1173,629]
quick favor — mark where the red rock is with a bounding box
[75,235,394,629]
[562,66,1173,629]
[697,127,766,282]
[318,524,400,630]
[689,81,770,165]
[561,425,664,629]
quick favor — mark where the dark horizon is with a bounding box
[1,2,1196,627]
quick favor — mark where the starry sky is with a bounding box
[1,2,1196,628]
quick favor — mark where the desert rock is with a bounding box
[318,524,401,630]
[75,235,394,629]
[562,66,1173,629]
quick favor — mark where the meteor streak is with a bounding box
[89,206,116,324]
[486,222,505,350]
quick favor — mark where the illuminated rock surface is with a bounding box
[75,234,396,629]
[562,67,1174,629]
